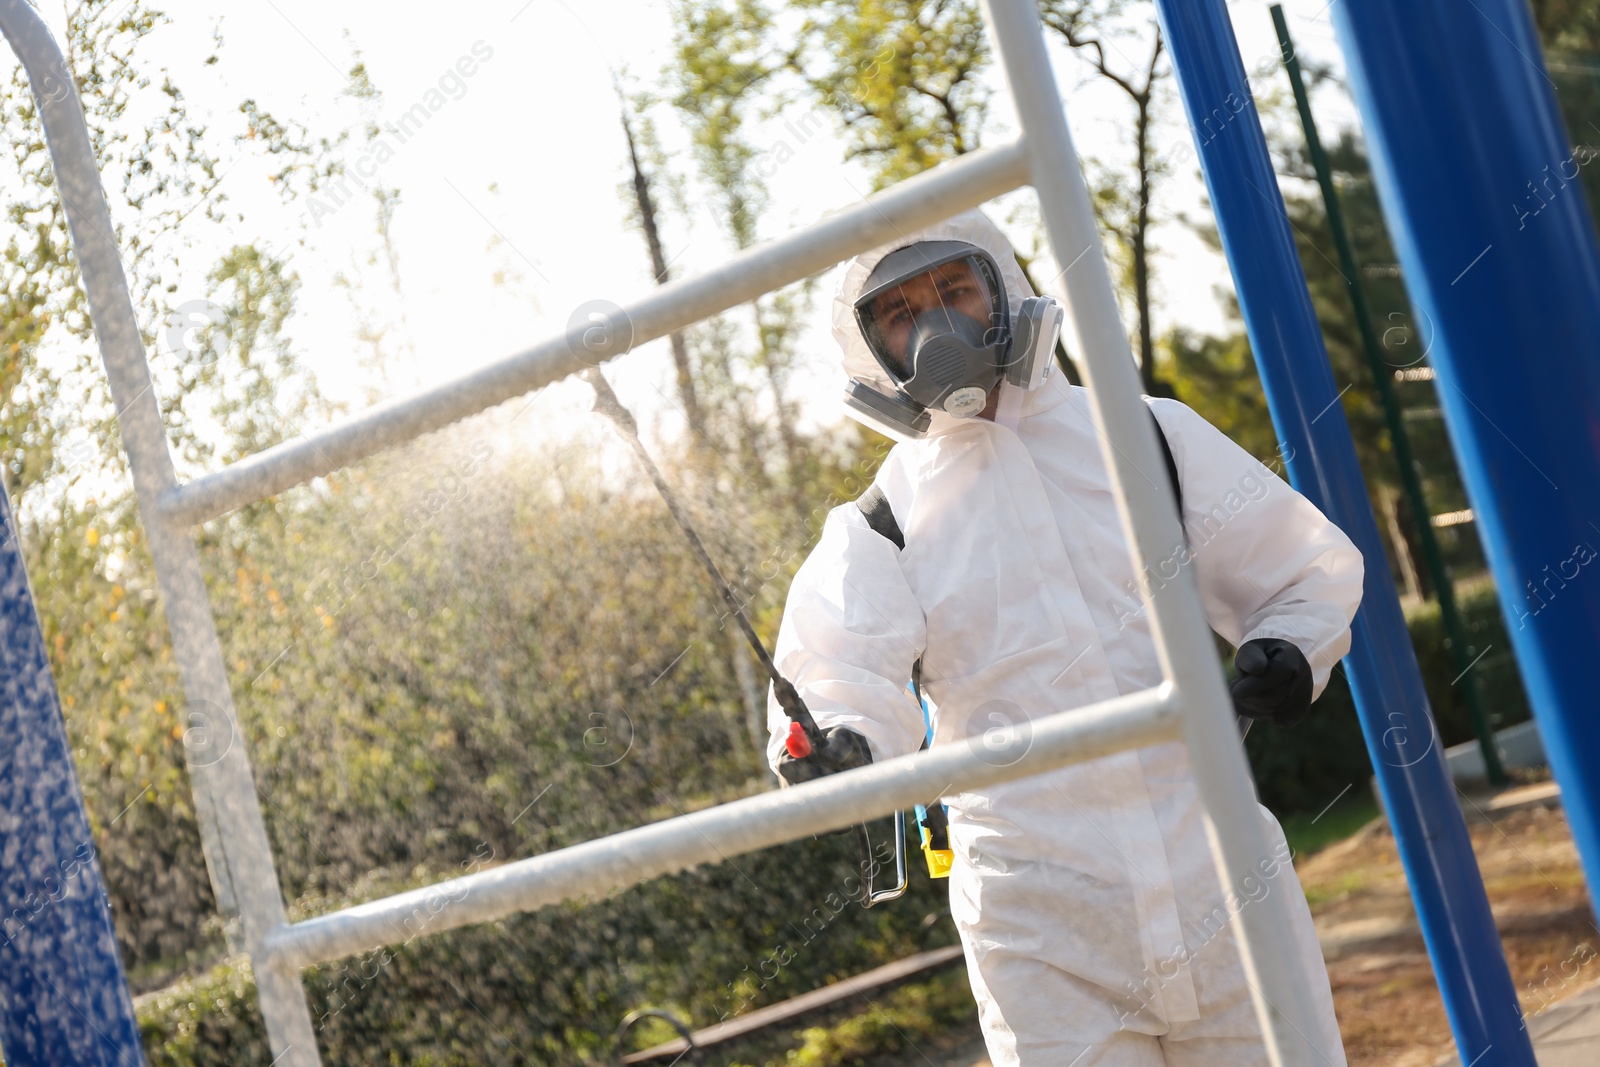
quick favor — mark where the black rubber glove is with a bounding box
[777,725,873,786]
[1231,638,1314,727]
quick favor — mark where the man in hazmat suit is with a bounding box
[765,209,1360,1065]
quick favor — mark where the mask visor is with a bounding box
[855,247,1006,383]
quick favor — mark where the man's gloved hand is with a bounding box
[1231,638,1314,727]
[777,725,873,786]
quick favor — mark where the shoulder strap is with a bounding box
[1148,406,1184,521]
[855,483,905,550]
[855,411,1181,549]
[855,486,923,717]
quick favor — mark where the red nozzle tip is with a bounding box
[786,722,812,759]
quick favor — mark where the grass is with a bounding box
[779,969,978,1067]
[633,966,979,1067]
[1280,787,1382,860]
[1302,865,1377,907]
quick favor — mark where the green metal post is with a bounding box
[1270,5,1507,786]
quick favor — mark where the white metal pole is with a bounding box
[977,1,1325,1063]
[0,3,320,1063]
[159,141,1031,527]
[265,686,1177,970]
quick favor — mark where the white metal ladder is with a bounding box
[0,0,1324,1063]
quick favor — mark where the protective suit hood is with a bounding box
[833,210,1062,437]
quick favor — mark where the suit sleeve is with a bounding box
[1149,398,1364,699]
[765,502,929,776]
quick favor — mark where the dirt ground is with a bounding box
[1305,798,1595,1066]
[909,797,1594,1067]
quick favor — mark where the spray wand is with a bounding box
[582,370,907,905]
[582,369,823,755]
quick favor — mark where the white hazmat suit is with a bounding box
[766,211,1361,1065]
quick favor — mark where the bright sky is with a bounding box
[25,0,1361,467]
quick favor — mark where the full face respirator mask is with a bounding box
[843,240,1066,440]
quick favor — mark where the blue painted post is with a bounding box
[0,480,146,1065]
[1332,0,1600,977]
[1150,1,1537,1062]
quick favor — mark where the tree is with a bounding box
[790,1,1174,392]
[779,0,1091,380]
[0,0,332,969]
[1528,0,1600,248]
[1530,0,1600,52]
[1165,125,1488,590]
[791,0,991,188]
[617,95,706,441]
[668,0,818,498]
[1041,1,1170,395]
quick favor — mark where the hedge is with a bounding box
[137,831,959,1066]
[131,583,1531,1064]
[1244,581,1532,813]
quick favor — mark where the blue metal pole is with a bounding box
[0,482,145,1066]
[1332,0,1600,976]
[1150,1,1536,1062]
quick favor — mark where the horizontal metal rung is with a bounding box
[261,682,1175,971]
[157,141,1031,528]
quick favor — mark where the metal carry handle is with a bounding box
[859,810,909,907]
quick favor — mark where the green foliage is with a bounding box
[1166,327,1277,461]
[123,569,1532,1064]
[1244,583,1532,816]
[1039,1,1169,393]
[32,498,208,971]
[139,958,269,1066]
[789,0,990,186]
[655,0,839,529]
[1532,0,1600,53]
[0,0,363,976]
[668,0,786,248]
[1540,39,1600,249]
[780,968,975,1067]
[1404,584,1534,741]
[136,828,959,1066]
[1165,127,1492,591]
[1,0,191,498]
[668,0,1167,398]
[1278,790,1380,860]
